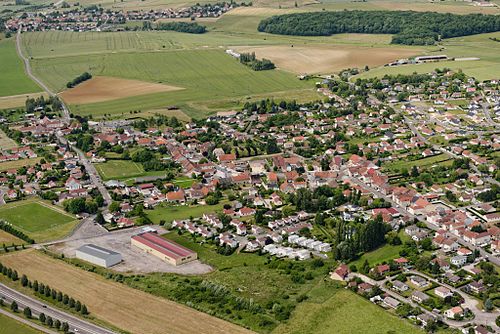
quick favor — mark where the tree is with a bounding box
[21,274,28,287]
[10,301,18,312]
[23,307,32,318]
[81,304,88,315]
[39,313,46,323]
[420,237,433,251]
[485,298,493,311]
[54,319,61,330]
[46,316,53,327]
[62,322,69,333]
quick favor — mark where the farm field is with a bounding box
[95,160,166,181]
[0,92,47,110]
[59,76,183,104]
[0,157,42,172]
[146,201,228,225]
[0,39,40,97]
[0,199,78,242]
[0,312,42,334]
[272,289,423,334]
[234,44,421,74]
[0,230,24,245]
[0,249,254,334]
[0,128,18,150]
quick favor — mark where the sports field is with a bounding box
[272,289,423,334]
[95,159,167,181]
[0,200,78,242]
[0,39,40,97]
[0,249,254,334]
[0,312,42,334]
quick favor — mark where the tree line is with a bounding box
[154,22,206,34]
[257,10,500,45]
[0,220,35,244]
[0,261,89,316]
[66,72,92,88]
[239,52,275,71]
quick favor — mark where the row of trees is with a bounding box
[258,10,500,45]
[155,22,207,33]
[25,95,63,113]
[66,72,92,88]
[3,300,72,333]
[239,52,275,71]
[0,220,35,244]
[0,261,89,316]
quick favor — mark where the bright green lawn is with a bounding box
[273,289,423,334]
[0,200,77,242]
[146,201,227,224]
[0,313,42,334]
[0,39,40,97]
[94,159,166,181]
[349,243,404,269]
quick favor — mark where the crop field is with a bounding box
[0,128,18,150]
[0,92,47,110]
[0,230,23,245]
[0,39,40,97]
[0,249,253,334]
[272,289,423,334]
[59,76,183,104]
[235,44,421,74]
[0,157,42,172]
[0,312,42,334]
[0,200,78,242]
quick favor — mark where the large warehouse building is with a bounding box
[75,244,122,268]
[131,232,197,266]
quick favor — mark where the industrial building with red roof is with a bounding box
[131,232,197,266]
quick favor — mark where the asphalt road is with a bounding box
[0,283,117,334]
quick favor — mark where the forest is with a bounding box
[257,11,500,45]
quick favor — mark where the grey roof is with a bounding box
[76,244,120,259]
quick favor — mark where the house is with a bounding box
[383,296,400,309]
[410,275,429,288]
[434,286,453,299]
[330,264,350,281]
[392,280,409,292]
[411,290,430,304]
[65,176,82,191]
[417,313,435,327]
[444,306,463,319]
[358,282,373,294]
[373,264,390,276]
[450,255,467,267]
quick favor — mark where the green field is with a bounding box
[95,159,167,181]
[383,153,452,173]
[0,312,42,334]
[146,201,227,224]
[0,200,78,242]
[273,289,423,334]
[0,39,40,97]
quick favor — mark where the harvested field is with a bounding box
[0,92,47,110]
[0,250,254,334]
[59,76,183,104]
[0,128,18,150]
[0,230,23,245]
[234,45,421,74]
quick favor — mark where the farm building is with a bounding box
[131,232,197,266]
[75,244,122,268]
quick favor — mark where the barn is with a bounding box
[75,244,122,268]
[131,232,197,266]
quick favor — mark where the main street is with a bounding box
[0,283,117,334]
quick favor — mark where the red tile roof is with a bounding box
[132,232,195,260]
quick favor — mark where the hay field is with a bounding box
[0,157,41,172]
[0,92,47,110]
[235,45,421,74]
[60,76,183,104]
[0,128,18,150]
[0,250,254,334]
[0,39,40,97]
[0,230,23,245]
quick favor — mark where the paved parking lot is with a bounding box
[49,227,213,275]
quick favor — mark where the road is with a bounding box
[0,283,117,334]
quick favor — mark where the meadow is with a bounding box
[0,157,42,172]
[95,159,166,180]
[146,201,228,224]
[0,128,18,150]
[0,312,42,334]
[0,39,41,97]
[0,200,78,242]
[0,249,253,334]
[0,230,23,245]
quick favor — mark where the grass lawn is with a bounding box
[171,176,195,188]
[0,39,40,97]
[94,159,166,181]
[0,129,18,150]
[383,153,452,173]
[0,199,78,242]
[0,157,42,172]
[272,289,423,334]
[0,312,42,334]
[146,201,227,225]
[349,243,404,269]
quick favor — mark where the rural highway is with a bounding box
[0,283,117,334]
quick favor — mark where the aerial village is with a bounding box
[1,69,499,333]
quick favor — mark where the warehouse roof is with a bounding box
[76,244,120,259]
[132,232,195,260]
